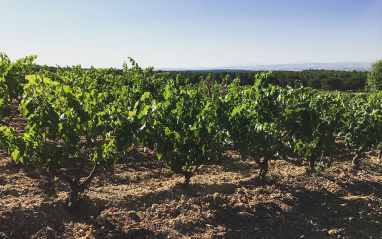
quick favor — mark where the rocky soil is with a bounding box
[0,107,381,239]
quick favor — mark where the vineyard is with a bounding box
[0,54,381,238]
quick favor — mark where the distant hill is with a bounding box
[158,62,371,72]
[234,62,371,71]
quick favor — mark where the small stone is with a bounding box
[127,211,141,222]
[163,169,172,178]
[7,189,19,197]
[169,208,179,217]
[328,229,339,235]
[207,201,216,209]
[45,226,56,237]
[172,217,182,230]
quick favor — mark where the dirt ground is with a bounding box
[0,111,381,238]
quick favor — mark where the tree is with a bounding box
[366,60,382,92]
[308,78,321,89]
[321,77,343,91]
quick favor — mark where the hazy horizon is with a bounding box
[155,61,372,71]
[1,0,381,69]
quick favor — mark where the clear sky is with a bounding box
[1,0,381,69]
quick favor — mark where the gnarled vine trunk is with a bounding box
[48,163,100,210]
[352,150,364,170]
[254,156,270,179]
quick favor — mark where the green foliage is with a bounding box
[20,74,117,169]
[338,92,382,154]
[366,60,382,92]
[281,87,341,171]
[2,54,382,210]
[0,64,136,209]
[164,69,368,92]
[321,77,343,91]
[226,73,285,178]
[308,78,321,89]
[0,54,11,120]
[0,52,37,123]
[137,78,227,185]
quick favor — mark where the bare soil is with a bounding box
[0,111,381,239]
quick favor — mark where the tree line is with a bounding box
[39,65,370,92]
[161,69,368,92]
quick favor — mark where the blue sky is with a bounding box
[1,0,381,69]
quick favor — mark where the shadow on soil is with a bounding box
[2,146,381,239]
